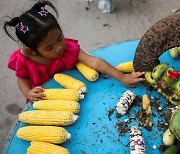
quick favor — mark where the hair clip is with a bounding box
[38,7,48,16]
[15,22,29,33]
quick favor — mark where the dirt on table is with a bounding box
[108,108,115,120]
[135,109,153,131]
[116,121,129,136]
[107,93,172,145]
[108,96,142,136]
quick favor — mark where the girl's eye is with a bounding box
[46,47,53,51]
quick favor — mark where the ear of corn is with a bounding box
[41,89,84,101]
[75,62,99,81]
[27,141,70,154]
[139,94,153,131]
[116,90,136,115]
[142,94,152,114]
[116,61,134,73]
[130,126,146,154]
[19,110,78,126]
[17,126,71,144]
[33,100,80,114]
[54,73,87,93]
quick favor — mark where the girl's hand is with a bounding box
[121,72,145,87]
[26,86,45,102]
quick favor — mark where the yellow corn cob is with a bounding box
[142,94,152,114]
[41,88,84,101]
[17,126,71,144]
[19,110,78,126]
[33,100,80,114]
[140,94,153,130]
[116,61,134,73]
[54,73,87,93]
[27,141,70,154]
[75,62,99,81]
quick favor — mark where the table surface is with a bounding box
[3,40,180,154]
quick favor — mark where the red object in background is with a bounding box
[167,70,180,80]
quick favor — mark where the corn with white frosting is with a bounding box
[116,90,136,115]
[130,126,146,154]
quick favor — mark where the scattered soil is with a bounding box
[116,113,121,118]
[157,120,168,131]
[135,109,152,131]
[116,122,129,136]
[108,108,115,120]
[108,91,173,150]
[151,98,161,113]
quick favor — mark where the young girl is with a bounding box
[4,0,144,102]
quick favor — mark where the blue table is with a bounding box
[3,40,180,154]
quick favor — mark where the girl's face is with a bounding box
[37,28,66,59]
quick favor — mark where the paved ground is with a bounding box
[0,0,179,152]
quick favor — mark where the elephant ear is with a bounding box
[133,13,180,72]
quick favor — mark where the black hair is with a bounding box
[3,0,61,51]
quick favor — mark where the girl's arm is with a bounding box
[78,49,145,87]
[17,77,45,101]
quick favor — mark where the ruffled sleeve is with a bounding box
[60,38,80,70]
[8,50,29,78]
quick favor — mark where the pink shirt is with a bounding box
[8,38,80,88]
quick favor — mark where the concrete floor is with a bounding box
[0,0,179,152]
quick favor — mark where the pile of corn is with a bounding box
[16,61,135,153]
[17,73,90,154]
